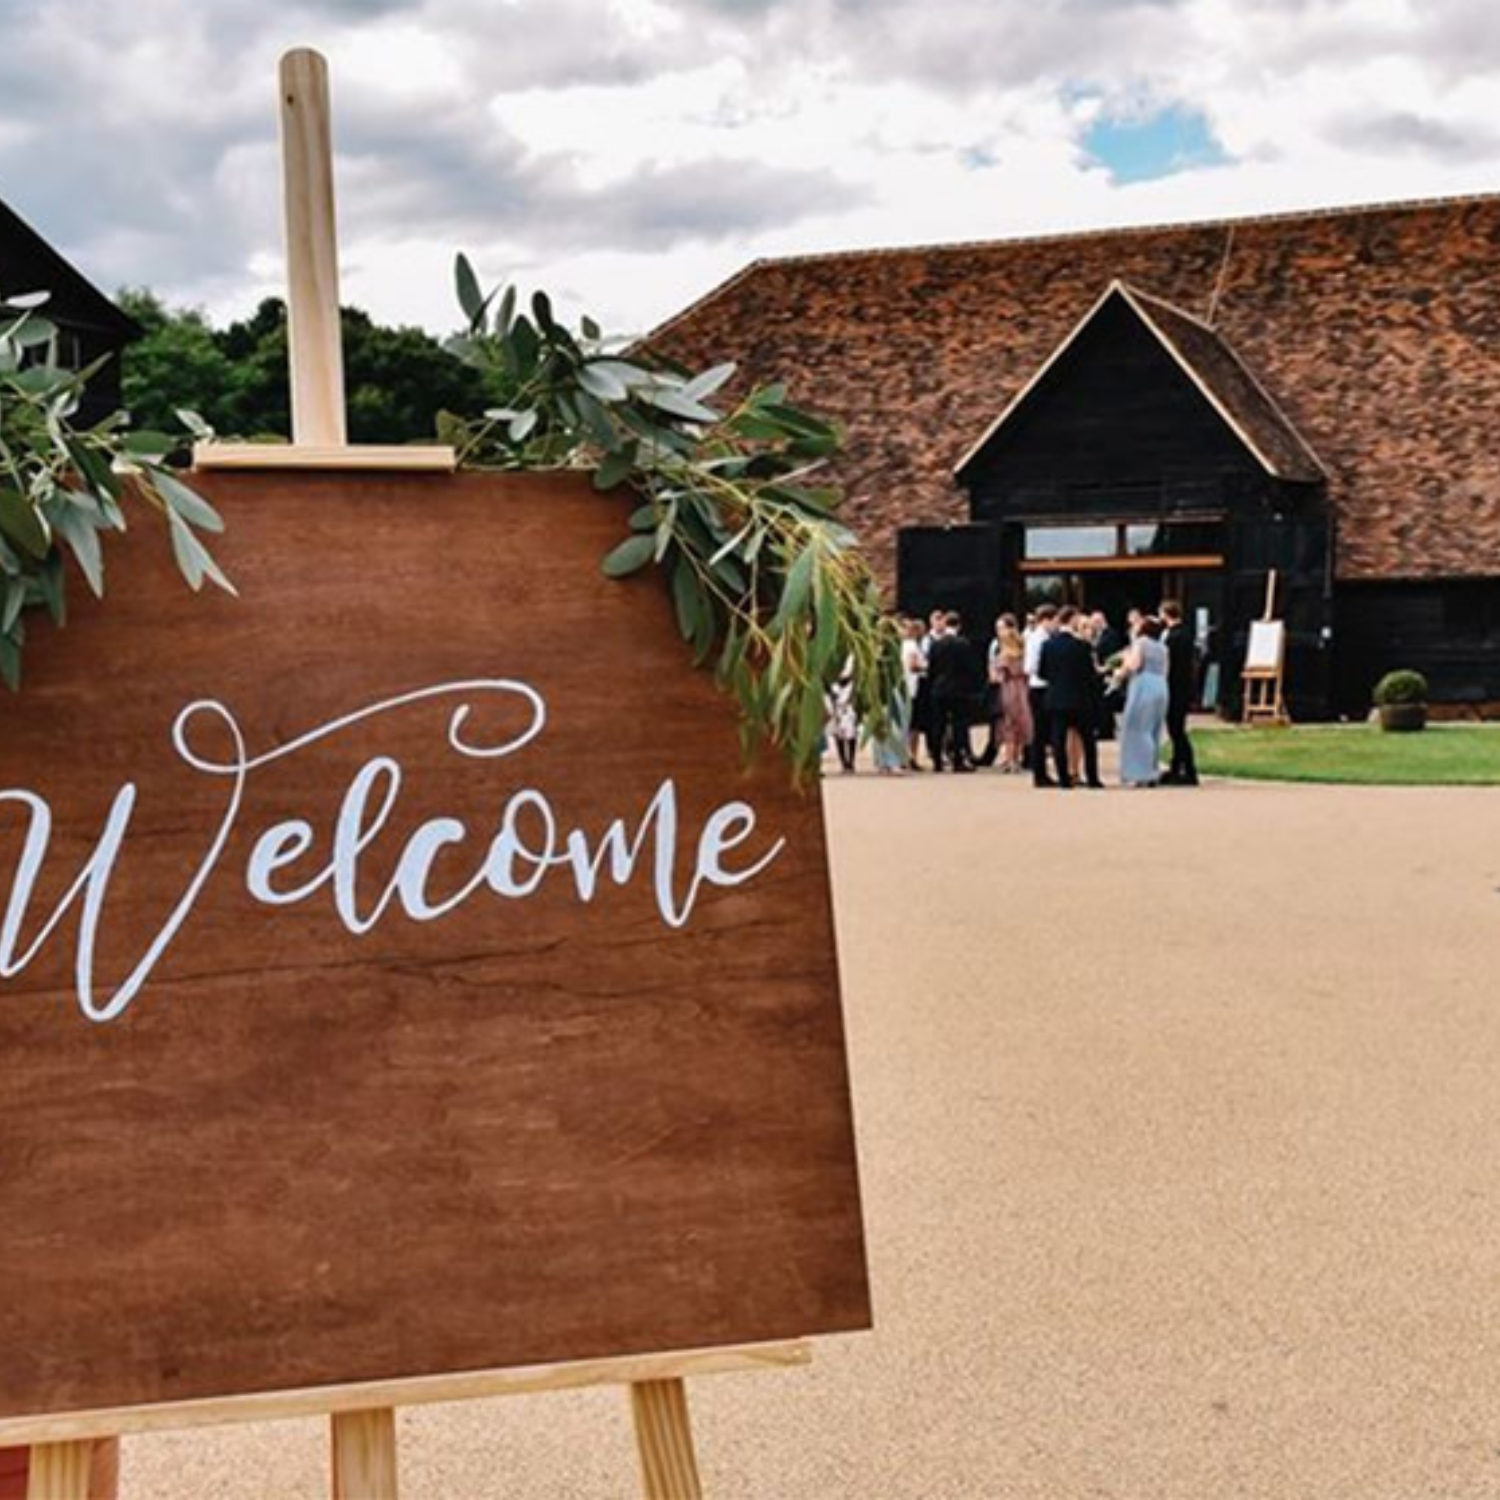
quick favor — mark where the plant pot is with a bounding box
[1378,702,1427,732]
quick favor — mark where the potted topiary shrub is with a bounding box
[1373,669,1429,731]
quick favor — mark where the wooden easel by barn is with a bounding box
[1241,570,1289,725]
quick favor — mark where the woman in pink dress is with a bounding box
[994,615,1033,773]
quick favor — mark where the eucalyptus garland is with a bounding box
[3,271,902,782]
[0,293,230,690]
[443,255,903,778]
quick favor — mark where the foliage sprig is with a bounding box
[0,292,231,690]
[442,255,902,779]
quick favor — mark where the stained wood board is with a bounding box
[0,470,869,1426]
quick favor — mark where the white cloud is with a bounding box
[0,0,1496,342]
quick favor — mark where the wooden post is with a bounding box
[1263,567,1278,621]
[629,1379,702,1500]
[279,47,347,446]
[330,1409,398,1500]
[23,1442,91,1500]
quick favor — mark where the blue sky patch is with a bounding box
[1082,103,1232,183]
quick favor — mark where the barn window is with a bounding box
[1024,525,1117,560]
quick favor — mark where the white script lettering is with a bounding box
[0,680,785,1023]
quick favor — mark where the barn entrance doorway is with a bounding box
[1021,567,1172,624]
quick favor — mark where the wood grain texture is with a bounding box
[330,1409,397,1500]
[0,1340,810,1445]
[0,1437,115,1499]
[0,471,868,1424]
[279,48,346,446]
[191,444,456,472]
[630,1379,702,1500]
[22,1443,91,1500]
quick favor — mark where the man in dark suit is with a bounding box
[1024,603,1058,786]
[1090,610,1124,742]
[925,610,985,772]
[1091,610,1124,665]
[1160,598,1200,786]
[1038,607,1104,789]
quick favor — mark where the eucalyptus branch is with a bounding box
[443,254,904,781]
[0,294,232,691]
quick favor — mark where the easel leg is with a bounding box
[330,1408,398,1500]
[630,1378,702,1500]
[24,1442,92,1500]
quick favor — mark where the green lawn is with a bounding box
[1190,723,1500,785]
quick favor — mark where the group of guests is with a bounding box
[876,601,1200,788]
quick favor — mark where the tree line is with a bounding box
[117,290,494,443]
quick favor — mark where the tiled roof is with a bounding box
[953,280,1326,485]
[650,192,1500,583]
[1119,284,1326,484]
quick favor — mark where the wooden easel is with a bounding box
[13,1341,811,1500]
[1241,570,1289,725]
[10,48,813,1500]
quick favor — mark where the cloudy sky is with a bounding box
[1,0,1497,338]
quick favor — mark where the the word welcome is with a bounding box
[0,680,784,1024]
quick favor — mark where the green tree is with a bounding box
[116,288,238,437]
[118,292,495,443]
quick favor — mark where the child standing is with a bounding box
[826,669,859,774]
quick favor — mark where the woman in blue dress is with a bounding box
[1118,616,1170,787]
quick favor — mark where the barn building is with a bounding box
[0,196,138,425]
[652,192,1500,718]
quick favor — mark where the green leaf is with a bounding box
[771,483,841,513]
[581,314,601,341]
[716,623,743,684]
[578,362,628,402]
[574,390,617,451]
[709,549,747,594]
[760,402,833,434]
[50,503,104,595]
[166,510,235,595]
[508,409,538,442]
[600,533,655,578]
[64,438,121,500]
[37,551,65,625]
[495,285,517,336]
[122,430,177,459]
[0,630,19,692]
[1,575,24,633]
[455,253,491,327]
[811,594,839,677]
[8,315,57,348]
[531,290,555,332]
[774,544,816,630]
[11,365,68,397]
[681,362,736,402]
[175,407,214,440]
[794,680,826,767]
[728,413,793,443]
[654,497,679,562]
[644,385,721,424]
[595,451,636,491]
[508,316,539,379]
[153,470,225,533]
[671,558,700,643]
[0,488,49,558]
[592,359,648,387]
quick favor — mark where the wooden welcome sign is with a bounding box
[0,468,870,1397]
[0,48,868,1500]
